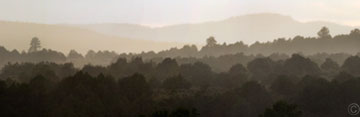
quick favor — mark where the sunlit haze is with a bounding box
[0,0,360,27]
[1,1,360,116]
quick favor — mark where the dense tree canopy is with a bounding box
[0,27,359,116]
[0,53,359,116]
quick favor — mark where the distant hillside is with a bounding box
[71,13,359,44]
[0,21,184,54]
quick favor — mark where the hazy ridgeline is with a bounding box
[0,27,359,116]
[0,27,359,70]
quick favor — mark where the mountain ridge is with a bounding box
[1,13,359,54]
[70,13,359,44]
[0,21,184,54]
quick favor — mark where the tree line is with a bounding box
[0,27,360,69]
[0,26,360,116]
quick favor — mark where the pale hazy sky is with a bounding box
[0,0,360,27]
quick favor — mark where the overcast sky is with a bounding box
[0,0,359,27]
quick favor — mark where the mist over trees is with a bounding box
[0,27,359,69]
[0,27,360,116]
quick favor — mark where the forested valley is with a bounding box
[0,27,360,116]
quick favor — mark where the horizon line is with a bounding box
[1,13,359,28]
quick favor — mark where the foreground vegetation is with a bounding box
[0,27,359,116]
[1,53,360,116]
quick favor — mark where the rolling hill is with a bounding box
[0,21,184,54]
[71,13,359,44]
[1,13,358,55]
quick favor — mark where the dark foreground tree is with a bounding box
[260,101,302,117]
[151,108,200,117]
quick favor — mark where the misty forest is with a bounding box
[0,26,360,117]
